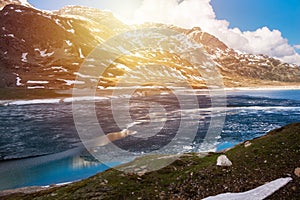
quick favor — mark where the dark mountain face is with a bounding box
[0,4,124,89]
[0,3,299,90]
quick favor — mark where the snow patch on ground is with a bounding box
[65,40,72,46]
[13,73,23,86]
[21,53,28,62]
[78,48,85,58]
[116,63,132,71]
[203,177,292,200]
[28,86,45,89]
[51,66,68,72]
[5,34,15,37]
[58,79,85,86]
[34,49,54,57]
[74,72,96,79]
[67,20,73,28]
[27,80,49,84]
[54,18,65,29]
[89,27,103,33]
[19,0,30,6]
[67,29,75,34]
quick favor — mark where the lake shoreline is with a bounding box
[1,85,300,101]
[1,88,299,197]
[1,122,299,199]
[225,85,300,91]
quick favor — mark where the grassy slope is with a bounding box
[2,123,300,200]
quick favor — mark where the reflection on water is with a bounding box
[0,149,120,190]
[72,155,102,169]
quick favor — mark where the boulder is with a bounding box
[294,167,300,177]
[244,141,252,148]
[216,155,232,167]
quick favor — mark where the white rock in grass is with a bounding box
[244,141,252,148]
[217,155,232,167]
[294,167,300,177]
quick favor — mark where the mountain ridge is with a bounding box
[0,3,300,90]
[0,0,31,9]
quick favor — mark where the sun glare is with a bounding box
[109,1,141,25]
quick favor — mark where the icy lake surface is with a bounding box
[0,89,299,190]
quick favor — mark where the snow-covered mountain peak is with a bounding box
[0,4,299,89]
[0,0,31,10]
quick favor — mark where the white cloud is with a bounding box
[294,45,300,50]
[129,0,300,65]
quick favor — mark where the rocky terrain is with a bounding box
[0,0,300,92]
[0,0,31,9]
[1,122,299,199]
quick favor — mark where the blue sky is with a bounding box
[27,0,300,63]
[211,0,300,52]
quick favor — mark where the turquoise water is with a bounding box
[0,89,300,190]
[0,147,121,190]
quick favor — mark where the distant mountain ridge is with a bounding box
[0,3,300,90]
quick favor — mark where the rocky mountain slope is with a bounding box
[0,1,300,90]
[0,0,31,9]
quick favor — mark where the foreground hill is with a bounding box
[1,122,299,199]
[0,2,300,91]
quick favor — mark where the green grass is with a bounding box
[2,123,300,199]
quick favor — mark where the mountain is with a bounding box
[0,3,300,90]
[0,0,31,9]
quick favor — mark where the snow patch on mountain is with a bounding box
[4,33,15,37]
[28,86,45,89]
[18,0,28,6]
[78,48,85,58]
[51,66,68,72]
[65,40,72,46]
[21,52,28,62]
[133,0,300,65]
[67,29,75,34]
[27,80,49,84]
[58,79,85,86]
[13,73,23,86]
[34,49,54,57]
[0,0,31,10]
